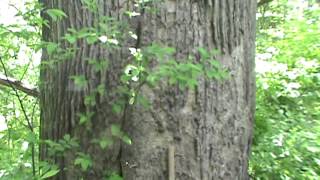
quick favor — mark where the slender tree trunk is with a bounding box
[40,0,256,179]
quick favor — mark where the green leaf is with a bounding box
[40,169,60,179]
[46,42,58,55]
[25,132,37,144]
[97,84,106,96]
[84,94,96,106]
[78,112,94,125]
[314,158,320,166]
[64,33,77,44]
[306,146,320,153]
[86,35,98,44]
[107,173,123,180]
[63,134,71,141]
[112,103,123,114]
[136,95,150,108]
[70,75,87,88]
[46,9,67,21]
[209,59,220,68]
[79,115,87,125]
[88,59,109,72]
[129,97,135,105]
[74,153,92,171]
[198,47,210,59]
[81,0,98,12]
[111,124,122,137]
[111,125,132,145]
[99,138,113,149]
[122,135,132,145]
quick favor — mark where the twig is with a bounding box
[168,145,175,180]
[258,0,273,7]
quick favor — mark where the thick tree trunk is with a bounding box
[40,0,256,180]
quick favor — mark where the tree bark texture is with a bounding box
[40,0,256,179]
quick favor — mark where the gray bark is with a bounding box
[40,0,256,179]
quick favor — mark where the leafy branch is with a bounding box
[0,57,36,177]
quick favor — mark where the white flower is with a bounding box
[0,170,5,178]
[262,81,269,90]
[271,63,287,73]
[98,35,108,43]
[286,71,298,80]
[255,60,271,74]
[266,47,278,54]
[306,19,314,25]
[288,90,300,98]
[22,141,29,151]
[274,31,285,39]
[124,65,137,75]
[256,13,262,20]
[132,76,139,82]
[264,12,276,17]
[287,82,301,89]
[107,39,119,45]
[255,60,288,74]
[256,53,272,60]
[130,12,140,17]
[273,135,284,147]
[0,115,7,132]
[124,65,140,82]
[0,116,7,139]
[129,31,138,40]
[298,58,318,69]
[131,34,138,40]
[129,48,137,55]
[286,82,301,97]
[24,163,32,168]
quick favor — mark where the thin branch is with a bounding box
[168,145,175,180]
[258,0,273,7]
[0,73,39,98]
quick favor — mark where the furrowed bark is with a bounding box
[40,0,256,179]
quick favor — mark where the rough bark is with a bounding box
[40,0,256,180]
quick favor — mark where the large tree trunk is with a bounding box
[40,0,256,179]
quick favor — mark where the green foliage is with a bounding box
[111,124,132,145]
[92,136,113,149]
[106,172,123,180]
[250,1,320,179]
[39,162,60,179]
[0,0,41,179]
[44,134,79,156]
[46,9,67,22]
[78,111,95,125]
[70,75,88,88]
[81,0,98,13]
[74,152,93,171]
